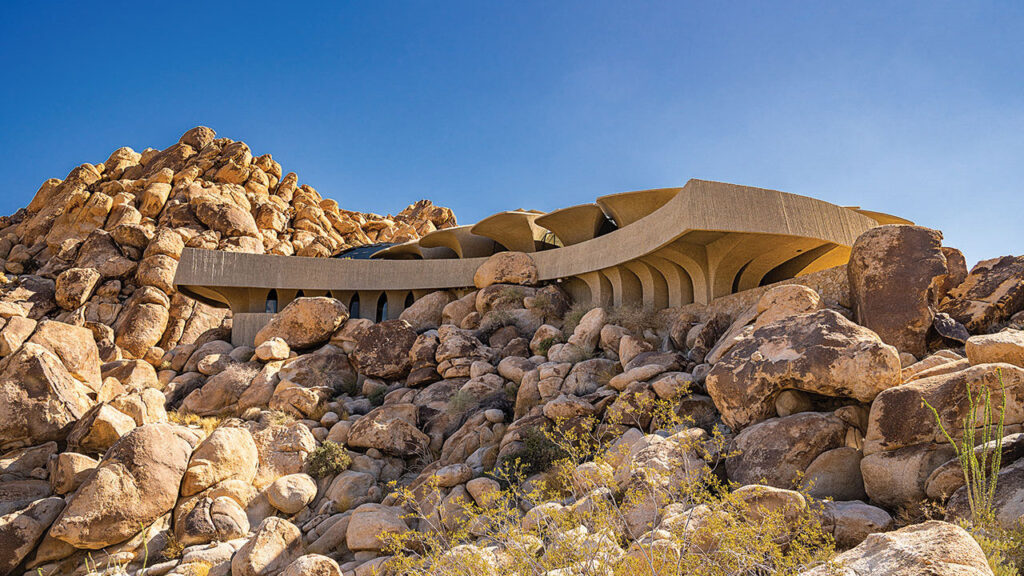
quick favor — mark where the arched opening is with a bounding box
[404,293,415,309]
[349,293,360,319]
[375,294,387,323]
[265,289,278,314]
[295,289,306,299]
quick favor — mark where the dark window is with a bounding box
[349,293,360,319]
[266,290,278,314]
[404,293,415,309]
[375,294,387,323]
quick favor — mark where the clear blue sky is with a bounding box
[2,1,1021,266]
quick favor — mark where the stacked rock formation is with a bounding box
[1,135,1023,576]
[0,127,455,366]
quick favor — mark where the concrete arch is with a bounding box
[470,211,545,253]
[623,260,669,310]
[735,236,826,292]
[535,203,610,246]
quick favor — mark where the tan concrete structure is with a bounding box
[175,179,906,345]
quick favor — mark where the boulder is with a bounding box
[399,291,453,332]
[49,452,99,495]
[863,364,1024,456]
[946,457,1024,530]
[803,446,867,501]
[799,520,993,576]
[939,255,1024,334]
[181,426,259,496]
[255,337,290,362]
[174,495,249,546]
[473,252,538,289]
[820,500,893,549]
[266,473,318,515]
[345,503,408,552]
[281,554,342,576]
[66,403,137,455]
[248,421,317,489]
[54,268,101,310]
[0,496,64,576]
[706,310,901,430]
[113,286,170,359]
[966,329,1024,367]
[231,516,304,576]
[350,319,417,379]
[0,316,36,357]
[847,225,948,356]
[0,343,94,450]
[726,412,847,488]
[347,404,430,457]
[48,423,198,549]
[28,320,103,392]
[255,297,349,350]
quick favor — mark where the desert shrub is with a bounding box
[446,389,480,417]
[514,426,571,476]
[368,387,387,407]
[306,441,352,478]
[161,530,185,560]
[607,304,662,334]
[970,521,1024,576]
[166,411,222,435]
[561,302,595,334]
[380,403,834,576]
[535,336,558,356]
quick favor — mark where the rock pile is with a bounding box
[0,126,456,366]
[0,150,1022,575]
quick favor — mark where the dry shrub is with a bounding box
[307,440,352,478]
[379,400,836,576]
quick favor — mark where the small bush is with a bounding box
[446,389,479,417]
[535,336,558,356]
[167,411,222,435]
[513,426,570,476]
[307,441,352,478]
[162,531,185,560]
[368,387,387,407]
[607,304,662,334]
[561,302,594,334]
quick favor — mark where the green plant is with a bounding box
[512,426,570,476]
[561,302,594,334]
[446,389,480,417]
[162,530,185,560]
[969,520,1024,576]
[535,336,558,356]
[368,387,387,407]
[306,441,352,478]
[922,371,1007,525]
[380,399,834,576]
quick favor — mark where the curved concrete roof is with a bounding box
[596,187,680,226]
[534,203,610,246]
[176,178,900,345]
[470,211,545,253]
[413,225,497,258]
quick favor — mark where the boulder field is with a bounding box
[0,135,1022,575]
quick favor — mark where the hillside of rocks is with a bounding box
[0,126,456,365]
[1,150,1024,574]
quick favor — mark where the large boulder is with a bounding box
[0,343,94,451]
[726,412,847,489]
[847,225,949,357]
[861,363,1024,508]
[181,426,259,496]
[345,503,408,552]
[0,496,64,576]
[398,291,453,332]
[706,310,901,430]
[27,320,103,392]
[347,403,430,457]
[54,267,101,311]
[255,297,349,350]
[939,255,1024,334]
[799,520,993,576]
[349,320,417,379]
[48,423,198,549]
[231,517,304,576]
[473,252,539,289]
[966,329,1024,367]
